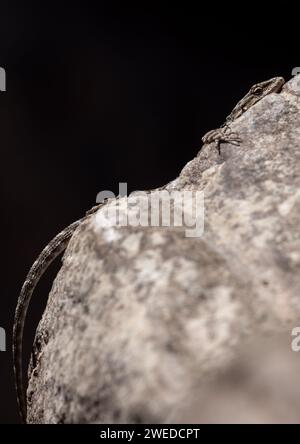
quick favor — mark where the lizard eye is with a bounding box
[251,85,263,95]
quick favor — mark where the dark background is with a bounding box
[0,5,296,423]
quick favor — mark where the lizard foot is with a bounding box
[202,127,241,154]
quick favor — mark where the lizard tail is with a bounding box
[13,220,81,423]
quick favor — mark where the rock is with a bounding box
[27,75,300,423]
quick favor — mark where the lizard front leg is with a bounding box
[202,125,241,154]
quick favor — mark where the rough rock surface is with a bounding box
[27,75,300,423]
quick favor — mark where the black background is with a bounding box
[0,5,297,423]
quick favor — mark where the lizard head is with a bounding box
[249,77,285,98]
[226,76,285,122]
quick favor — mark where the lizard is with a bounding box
[202,76,285,153]
[12,76,285,424]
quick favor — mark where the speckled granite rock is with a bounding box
[27,75,300,423]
